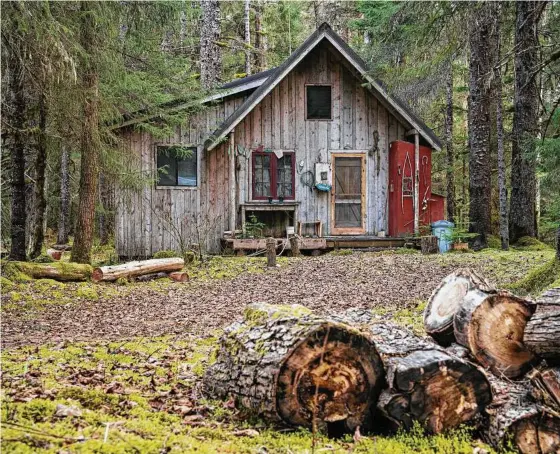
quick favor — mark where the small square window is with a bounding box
[156,146,197,187]
[306,85,332,120]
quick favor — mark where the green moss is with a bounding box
[0,276,14,290]
[31,254,54,263]
[9,291,23,302]
[513,236,551,251]
[116,276,129,286]
[76,285,99,301]
[2,262,32,282]
[486,235,502,249]
[153,249,180,259]
[508,258,560,295]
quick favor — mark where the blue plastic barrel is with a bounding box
[431,220,454,253]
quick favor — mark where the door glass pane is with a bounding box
[334,157,362,228]
[276,155,293,197]
[254,154,271,197]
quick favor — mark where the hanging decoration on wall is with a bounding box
[300,171,315,192]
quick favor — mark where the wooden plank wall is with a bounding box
[116,41,409,256]
[233,42,408,237]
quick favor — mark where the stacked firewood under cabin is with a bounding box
[204,271,560,454]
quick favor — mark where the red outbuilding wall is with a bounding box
[388,140,445,237]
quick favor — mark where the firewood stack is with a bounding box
[204,272,560,454]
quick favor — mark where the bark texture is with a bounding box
[365,322,491,434]
[454,289,536,378]
[445,61,455,224]
[204,303,385,434]
[244,0,251,76]
[92,258,184,282]
[524,287,560,362]
[254,1,267,72]
[199,0,221,89]
[7,39,27,261]
[528,367,560,412]
[72,3,100,264]
[57,145,71,245]
[29,94,48,259]
[485,376,560,454]
[509,0,540,242]
[467,3,495,249]
[423,268,494,346]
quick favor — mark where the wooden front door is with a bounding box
[331,154,366,235]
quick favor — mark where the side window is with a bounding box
[306,85,332,120]
[252,152,295,200]
[156,146,197,187]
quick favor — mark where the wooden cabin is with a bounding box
[115,23,442,257]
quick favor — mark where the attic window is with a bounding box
[156,145,197,187]
[306,85,332,120]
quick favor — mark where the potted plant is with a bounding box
[445,227,478,250]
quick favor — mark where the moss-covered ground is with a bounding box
[2,248,556,452]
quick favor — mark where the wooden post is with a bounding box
[266,237,276,267]
[289,235,301,257]
[414,130,420,236]
[229,132,236,232]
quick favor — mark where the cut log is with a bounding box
[485,377,560,454]
[168,271,189,282]
[424,268,494,345]
[92,258,184,282]
[454,289,536,378]
[46,248,63,261]
[134,272,168,282]
[524,288,560,363]
[528,367,560,411]
[354,321,492,433]
[203,303,385,435]
[420,236,438,254]
[3,261,92,282]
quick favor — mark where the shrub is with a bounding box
[153,250,180,259]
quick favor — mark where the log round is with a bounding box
[523,288,560,363]
[454,289,536,378]
[362,322,492,433]
[203,303,385,435]
[424,268,494,345]
[486,378,560,454]
[92,258,184,282]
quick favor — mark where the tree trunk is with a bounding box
[57,145,70,245]
[4,261,92,282]
[199,0,221,89]
[494,11,509,251]
[244,0,251,76]
[98,172,108,246]
[445,61,455,224]
[523,287,560,363]
[254,1,267,72]
[71,3,100,264]
[454,289,536,378]
[423,268,494,346]
[8,41,27,261]
[467,3,496,250]
[556,226,559,260]
[485,376,560,454]
[509,0,540,243]
[92,258,184,282]
[29,94,48,259]
[364,323,491,434]
[203,303,385,435]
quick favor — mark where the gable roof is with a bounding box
[205,23,442,151]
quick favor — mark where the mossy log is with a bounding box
[92,258,184,282]
[424,268,494,345]
[3,261,92,282]
[203,303,385,435]
[352,321,492,434]
[485,376,560,454]
[454,289,536,378]
[524,288,560,363]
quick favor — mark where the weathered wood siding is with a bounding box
[116,41,409,256]
[232,42,407,235]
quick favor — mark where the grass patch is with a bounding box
[508,258,560,295]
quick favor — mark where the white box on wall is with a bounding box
[315,162,331,186]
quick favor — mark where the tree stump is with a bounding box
[46,248,63,261]
[289,235,301,257]
[524,288,560,363]
[454,289,536,378]
[359,322,492,433]
[266,237,276,267]
[420,236,438,254]
[485,376,560,454]
[424,268,494,345]
[203,303,385,435]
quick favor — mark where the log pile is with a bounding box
[205,275,560,453]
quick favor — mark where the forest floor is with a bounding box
[1,248,558,453]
